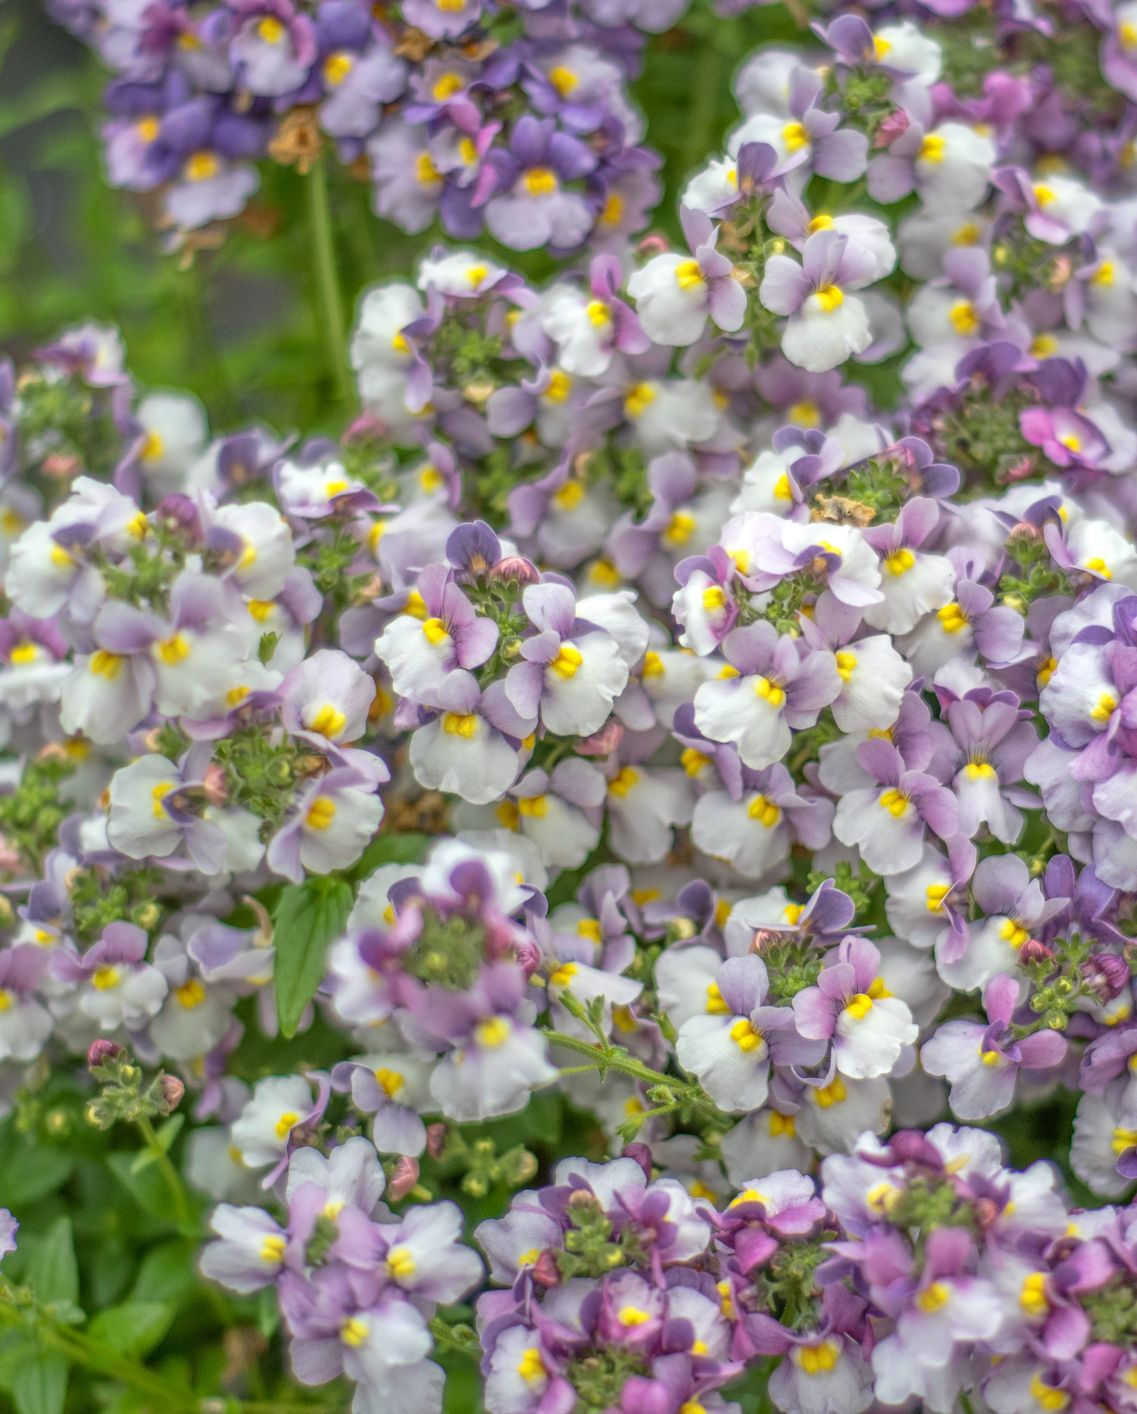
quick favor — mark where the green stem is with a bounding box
[0,1301,197,1409]
[136,1115,195,1236]
[305,157,352,407]
[543,1030,711,1108]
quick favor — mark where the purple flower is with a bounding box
[921,973,1068,1119]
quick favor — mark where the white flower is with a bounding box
[231,1074,314,1169]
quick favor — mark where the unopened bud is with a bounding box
[426,1123,449,1159]
[387,1156,420,1202]
[492,555,540,587]
[873,108,910,148]
[88,1038,124,1071]
[202,762,230,807]
[1018,938,1053,966]
[158,1074,185,1112]
[576,720,624,756]
[621,1142,653,1180]
[531,1250,561,1287]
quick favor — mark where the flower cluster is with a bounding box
[48,0,686,246]
[476,1138,1137,1414]
[9,0,1137,1409]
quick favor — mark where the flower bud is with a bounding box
[158,1074,185,1112]
[576,720,624,756]
[873,109,910,148]
[1081,952,1130,1002]
[88,1039,124,1071]
[1018,938,1054,966]
[531,1250,561,1288]
[387,1156,420,1201]
[491,555,540,587]
[621,1142,653,1180]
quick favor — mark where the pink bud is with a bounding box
[0,835,23,871]
[1018,937,1053,965]
[491,555,540,586]
[202,763,230,806]
[576,720,624,756]
[342,412,387,444]
[638,234,669,255]
[426,1123,449,1159]
[387,1156,420,1201]
[88,1039,124,1070]
[41,453,81,481]
[159,1074,185,1111]
[621,1142,653,1180]
[531,1250,561,1287]
[1001,456,1037,484]
[873,109,910,148]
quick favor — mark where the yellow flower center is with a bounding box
[386,1244,416,1280]
[274,1110,299,1140]
[937,601,968,633]
[475,1016,512,1049]
[340,1316,368,1347]
[729,1017,765,1053]
[624,382,657,418]
[753,674,786,707]
[549,643,583,679]
[305,796,336,831]
[674,258,704,291]
[782,121,810,152]
[374,1067,405,1098]
[747,794,781,828]
[175,979,206,1009]
[323,51,353,86]
[814,284,844,313]
[256,15,285,43]
[517,1346,547,1383]
[92,964,121,991]
[523,167,559,196]
[548,64,578,96]
[705,981,730,1015]
[185,151,219,183]
[949,300,979,336]
[919,133,946,163]
[916,1281,950,1313]
[879,787,910,818]
[812,1077,846,1108]
[798,1340,840,1375]
[307,704,347,738]
[156,633,190,667]
[1019,1272,1049,1317]
[442,712,478,738]
[663,510,697,547]
[260,1234,286,1264]
[608,766,639,798]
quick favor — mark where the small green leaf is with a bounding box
[273,875,354,1038]
[30,1218,78,1308]
[130,1115,185,1173]
[352,831,429,879]
[11,1355,68,1414]
[129,1242,198,1305]
[0,1132,73,1206]
[87,1301,175,1357]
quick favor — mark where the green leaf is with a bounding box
[351,830,429,879]
[130,1115,185,1174]
[87,1301,175,1357]
[11,1355,68,1414]
[129,1242,197,1306]
[30,1218,78,1308]
[273,875,354,1038]
[106,1152,174,1224]
[0,1133,73,1207]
